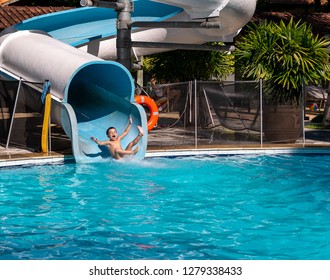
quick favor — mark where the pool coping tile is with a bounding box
[0,152,74,168]
[1,146,330,168]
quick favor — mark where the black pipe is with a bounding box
[132,41,234,52]
[131,21,223,29]
[116,0,133,70]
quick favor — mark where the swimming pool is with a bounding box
[0,154,329,260]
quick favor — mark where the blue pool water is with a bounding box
[0,154,329,260]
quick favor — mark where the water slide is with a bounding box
[0,0,256,162]
[0,31,148,162]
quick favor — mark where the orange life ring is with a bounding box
[134,95,159,131]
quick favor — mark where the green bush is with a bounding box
[235,18,330,105]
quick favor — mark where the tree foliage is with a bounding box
[235,18,330,105]
[143,43,234,82]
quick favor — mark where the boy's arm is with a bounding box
[90,137,109,146]
[118,116,132,140]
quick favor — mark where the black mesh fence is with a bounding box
[200,81,261,132]
[1,77,316,153]
[0,79,71,153]
[141,80,306,148]
[0,79,44,151]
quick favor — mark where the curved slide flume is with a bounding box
[0,0,256,162]
[0,31,147,162]
[11,0,256,58]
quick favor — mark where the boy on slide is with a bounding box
[90,116,144,160]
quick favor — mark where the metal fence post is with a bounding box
[194,79,198,148]
[6,78,22,149]
[260,79,263,147]
[302,82,306,145]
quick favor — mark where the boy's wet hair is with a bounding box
[106,127,116,136]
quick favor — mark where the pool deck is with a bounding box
[1,126,330,167]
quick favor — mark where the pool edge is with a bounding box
[1,146,330,168]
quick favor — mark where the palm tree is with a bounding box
[235,18,330,105]
[235,18,330,140]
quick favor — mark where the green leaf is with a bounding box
[234,18,330,105]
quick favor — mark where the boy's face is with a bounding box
[108,128,118,141]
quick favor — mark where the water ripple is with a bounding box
[0,155,330,259]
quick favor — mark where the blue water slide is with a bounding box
[61,61,148,162]
[10,0,257,61]
[0,30,147,162]
[13,2,183,46]
[1,2,183,163]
